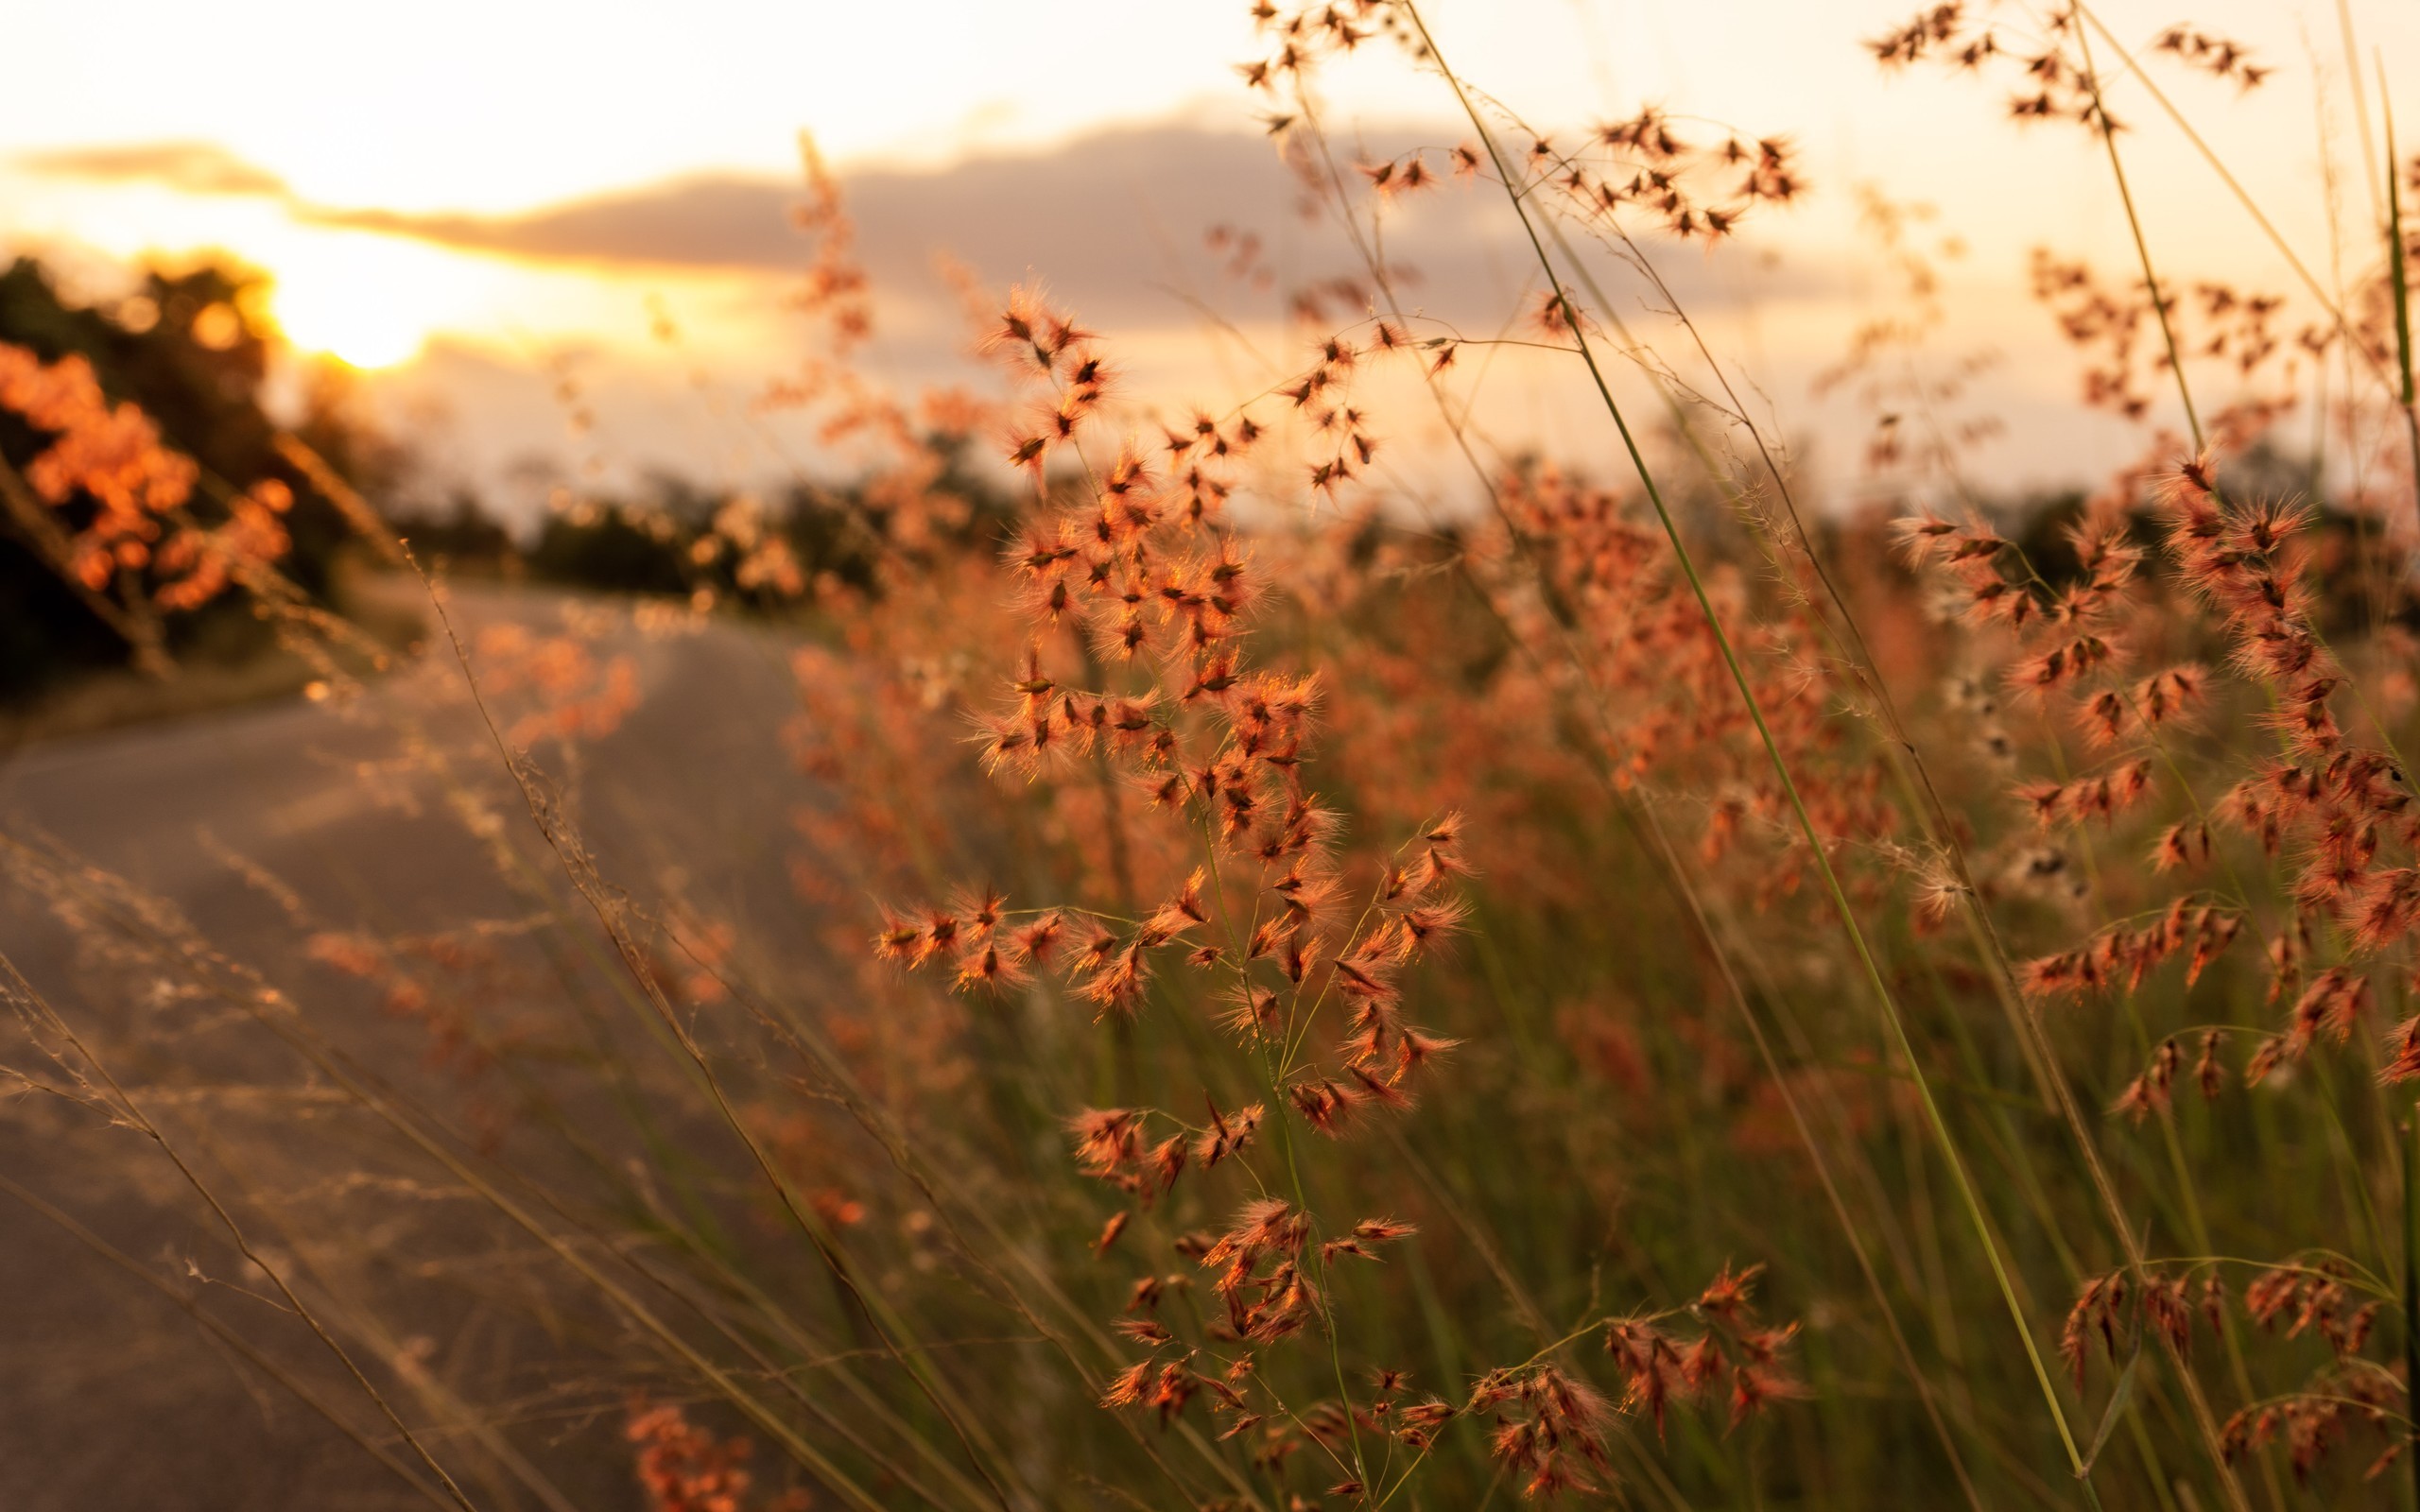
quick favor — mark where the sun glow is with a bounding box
[270,282,424,368]
[251,230,477,369]
[237,223,751,371]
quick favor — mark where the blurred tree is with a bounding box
[386,489,516,574]
[0,256,385,699]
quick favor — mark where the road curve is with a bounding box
[0,581,815,1512]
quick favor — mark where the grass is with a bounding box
[7,3,2420,1510]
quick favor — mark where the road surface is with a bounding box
[0,581,816,1511]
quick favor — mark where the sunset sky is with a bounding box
[4,0,2416,517]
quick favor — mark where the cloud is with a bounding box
[17,141,291,198]
[18,126,1837,336]
[298,178,805,269]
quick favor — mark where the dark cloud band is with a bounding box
[17,126,1827,330]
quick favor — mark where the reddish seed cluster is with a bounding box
[1893,500,2184,916]
[2060,1273,2127,1386]
[2221,1373,2407,1486]
[808,86,1828,1497]
[2141,457,2420,1076]
[2028,253,2310,420]
[2083,666,2204,747]
[1530,109,1803,243]
[1243,2,1800,244]
[2155,462,2339,750]
[470,622,643,747]
[2113,1026,2230,1119]
[1098,1353,1225,1428]
[2063,1262,2385,1390]
[2152,25,2271,90]
[987,284,1115,479]
[1202,224,1277,293]
[1473,1366,1615,1499]
[789,134,871,352]
[1497,468,1891,901]
[1221,1383,1442,1498]
[2215,1263,2394,1484]
[1870,3,2113,130]
[905,295,1469,1067]
[1099,1202,1418,1454]
[2221,1271,2402,1483]
[2065,1254,2397,1485]
[873,887,1065,997]
[1198,1197,1321,1344]
[2248,966,2373,1082]
[306,929,502,1083]
[1895,445,2420,1103]
[1064,1100,1264,1210]
[2018,898,2244,1001]
[1355,151,1436,200]
[2186,282,2290,370]
[2114,1035,2180,1121]
[1866,4,1973,68]
[866,281,1517,1496]
[1235,1,1414,113]
[1887,487,2380,1036]
[1602,1264,1805,1437]
[2014,758,2153,829]
[1279,334,1399,497]
[1893,494,2144,643]
[1112,1311,1449,1485]
[626,1400,809,1512]
[2239,1264,2379,1357]
[1469,1266,1801,1500]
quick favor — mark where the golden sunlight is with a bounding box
[245,231,495,369]
[270,284,424,369]
[12,6,2420,1508]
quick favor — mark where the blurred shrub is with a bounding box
[0,256,387,700]
[520,440,1017,610]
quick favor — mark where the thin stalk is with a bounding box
[0,1173,457,1512]
[2070,18,2201,451]
[0,954,485,1512]
[2404,1112,2420,1510]
[0,835,956,1512]
[1632,797,1991,1512]
[1870,26,2315,1508]
[424,580,1026,1512]
[1312,82,2014,1509]
[682,915,1274,1511]
[1197,812,1371,1494]
[2071,2,2397,398]
[1401,5,2100,1493]
[2336,0,2382,220]
[2381,82,2420,526]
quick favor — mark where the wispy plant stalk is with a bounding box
[1400,3,2103,1493]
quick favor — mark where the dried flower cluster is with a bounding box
[0,340,292,619]
[627,1401,810,1512]
[2065,1261,2397,1483]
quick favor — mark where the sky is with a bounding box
[3,0,2416,520]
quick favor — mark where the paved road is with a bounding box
[0,582,815,1511]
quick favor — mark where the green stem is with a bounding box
[2404,1112,2420,1511]
[1198,815,1370,1495]
[2070,17,2200,451]
[2381,81,2420,531]
[1402,5,2099,1494]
